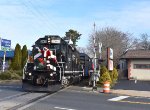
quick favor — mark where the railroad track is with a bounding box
[0,85,70,110]
[0,91,51,110]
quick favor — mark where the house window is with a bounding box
[134,64,150,69]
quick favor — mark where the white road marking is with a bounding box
[108,96,130,101]
[54,107,76,110]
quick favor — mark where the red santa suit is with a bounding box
[42,47,57,71]
[41,47,51,61]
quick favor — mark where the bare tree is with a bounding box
[76,47,91,56]
[76,47,87,53]
[135,33,150,50]
[88,27,135,66]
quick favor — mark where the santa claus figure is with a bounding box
[42,47,57,71]
[42,47,51,61]
[34,46,57,71]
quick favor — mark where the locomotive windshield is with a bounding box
[48,44,60,50]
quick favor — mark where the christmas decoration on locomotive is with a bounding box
[22,35,91,91]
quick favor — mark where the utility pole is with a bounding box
[93,22,97,90]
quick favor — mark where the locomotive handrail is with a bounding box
[57,62,65,81]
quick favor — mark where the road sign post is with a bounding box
[2,51,6,72]
[0,38,11,72]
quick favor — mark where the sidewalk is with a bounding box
[77,79,150,98]
[111,89,150,98]
[80,86,150,98]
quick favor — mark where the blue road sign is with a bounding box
[1,39,11,47]
[1,39,11,51]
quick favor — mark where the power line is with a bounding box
[20,0,56,34]
[27,0,59,30]
[19,0,49,34]
[25,0,61,34]
[28,0,72,37]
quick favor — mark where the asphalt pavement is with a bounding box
[113,79,150,91]
[0,80,149,110]
[18,86,150,110]
[3,79,149,98]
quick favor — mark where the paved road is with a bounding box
[0,82,149,110]
[19,86,150,110]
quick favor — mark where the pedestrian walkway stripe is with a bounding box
[108,96,130,101]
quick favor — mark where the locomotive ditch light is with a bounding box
[29,73,32,76]
[50,73,53,76]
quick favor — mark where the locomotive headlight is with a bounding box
[29,73,32,76]
[50,73,53,76]
[48,37,51,43]
[48,38,51,40]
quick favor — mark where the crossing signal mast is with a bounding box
[93,23,96,88]
[92,23,102,90]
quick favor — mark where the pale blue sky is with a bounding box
[0,0,150,49]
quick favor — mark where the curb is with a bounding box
[82,87,103,93]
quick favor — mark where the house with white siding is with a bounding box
[119,50,150,80]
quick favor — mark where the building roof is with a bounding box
[121,50,150,59]
[0,51,14,58]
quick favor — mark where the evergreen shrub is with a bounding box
[110,68,118,86]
